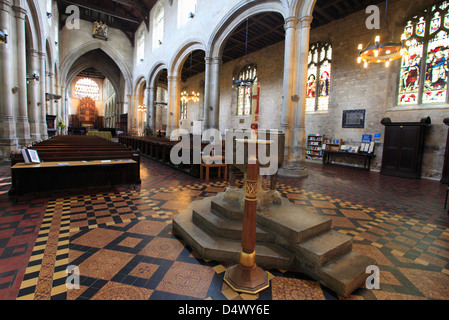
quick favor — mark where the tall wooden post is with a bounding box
[224,140,269,294]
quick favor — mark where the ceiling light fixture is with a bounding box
[357,0,407,68]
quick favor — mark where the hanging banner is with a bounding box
[250,82,260,139]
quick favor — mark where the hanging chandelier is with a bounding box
[357,0,407,68]
[232,18,255,88]
[180,52,201,103]
[181,91,200,103]
[138,105,147,112]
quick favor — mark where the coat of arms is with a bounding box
[92,21,108,41]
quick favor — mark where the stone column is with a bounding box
[38,51,48,140]
[280,16,298,166]
[147,85,156,132]
[127,94,133,133]
[27,49,40,142]
[0,0,17,158]
[209,57,222,130]
[203,56,212,130]
[167,75,179,135]
[279,16,312,178]
[12,3,30,146]
[49,71,56,115]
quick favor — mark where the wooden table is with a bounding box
[10,159,137,198]
[200,156,227,181]
[323,151,375,171]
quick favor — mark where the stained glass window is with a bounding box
[74,78,100,101]
[236,64,257,116]
[180,100,187,120]
[306,43,332,112]
[398,1,449,105]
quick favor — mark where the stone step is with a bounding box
[320,251,377,297]
[257,198,332,243]
[173,205,294,270]
[210,194,244,221]
[192,205,276,243]
[297,230,353,268]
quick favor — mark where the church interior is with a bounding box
[0,0,449,302]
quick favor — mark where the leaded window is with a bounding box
[74,78,100,101]
[398,1,449,105]
[306,42,332,112]
[236,64,257,116]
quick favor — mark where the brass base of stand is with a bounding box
[224,261,269,295]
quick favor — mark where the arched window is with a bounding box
[178,0,197,28]
[74,78,100,101]
[236,64,258,116]
[180,100,188,120]
[398,1,449,105]
[306,42,332,112]
[153,5,164,49]
[137,28,145,62]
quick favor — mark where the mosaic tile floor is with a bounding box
[0,157,449,300]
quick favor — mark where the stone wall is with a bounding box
[304,0,446,179]
[171,0,447,179]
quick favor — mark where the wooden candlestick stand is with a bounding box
[223,140,269,294]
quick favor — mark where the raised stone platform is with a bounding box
[172,192,376,297]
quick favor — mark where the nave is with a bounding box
[0,159,448,300]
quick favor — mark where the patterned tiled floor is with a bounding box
[1,157,449,300]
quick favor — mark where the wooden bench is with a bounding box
[119,135,226,179]
[9,135,141,197]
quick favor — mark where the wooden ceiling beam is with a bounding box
[111,0,147,11]
[62,0,141,24]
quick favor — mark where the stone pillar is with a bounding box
[0,0,17,158]
[167,75,179,135]
[203,56,212,130]
[38,51,48,140]
[13,3,30,146]
[127,94,133,133]
[147,85,156,132]
[209,57,222,130]
[27,49,40,142]
[280,16,298,166]
[278,16,312,178]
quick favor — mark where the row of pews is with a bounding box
[119,135,224,178]
[9,135,141,197]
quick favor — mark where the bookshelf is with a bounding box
[323,138,342,152]
[306,134,324,160]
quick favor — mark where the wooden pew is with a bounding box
[119,135,225,179]
[9,135,141,197]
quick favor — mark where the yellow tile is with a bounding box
[213,265,226,274]
[241,293,259,300]
[29,253,44,262]
[55,259,68,267]
[53,270,67,280]
[51,284,67,296]
[25,265,42,274]
[33,244,47,251]
[16,293,35,300]
[20,277,39,288]
[57,248,69,256]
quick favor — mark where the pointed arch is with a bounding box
[60,41,133,94]
[208,0,288,59]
